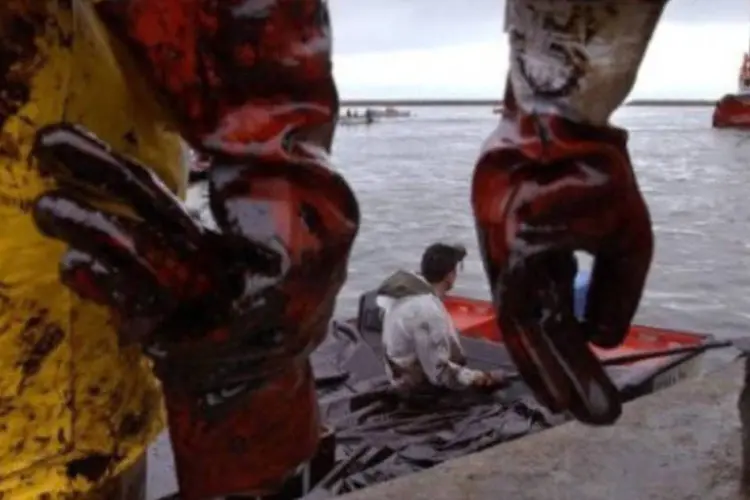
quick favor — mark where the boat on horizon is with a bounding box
[339,106,412,124]
[713,49,750,128]
[339,107,377,126]
[368,106,412,118]
[338,114,376,126]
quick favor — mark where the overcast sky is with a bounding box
[329,0,750,99]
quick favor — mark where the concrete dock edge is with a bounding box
[337,360,746,500]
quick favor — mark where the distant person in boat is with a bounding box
[375,243,506,395]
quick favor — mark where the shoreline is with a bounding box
[339,99,717,107]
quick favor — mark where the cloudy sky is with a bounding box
[329,0,750,99]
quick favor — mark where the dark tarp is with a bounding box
[305,321,699,498]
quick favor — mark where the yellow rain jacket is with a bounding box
[0,1,186,497]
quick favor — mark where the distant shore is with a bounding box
[626,99,715,107]
[340,99,502,107]
[339,99,717,107]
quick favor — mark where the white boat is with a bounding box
[368,106,411,118]
[338,115,375,126]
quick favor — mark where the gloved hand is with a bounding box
[472,107,653,425]
[472,0,664,426]
[31,122,359,498]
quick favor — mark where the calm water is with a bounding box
[328,106,750,343]
[187,106,750,341]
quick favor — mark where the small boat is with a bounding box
[713,93,750,128]
[368,106,411,118]
[338,115,376,126]
[304,271,710,497]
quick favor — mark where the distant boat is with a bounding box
[367,106,411,118]
[713,48,750,128]
[338,115,376,126]
[492,105,504,114]
[713,94,750,128]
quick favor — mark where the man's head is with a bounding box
[420,243,467,294]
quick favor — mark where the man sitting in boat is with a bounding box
[374,243,505,395]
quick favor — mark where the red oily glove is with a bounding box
[472,0,666,425]
[32,121,358,499]
[472,109,653,425]
[32,0,360,498]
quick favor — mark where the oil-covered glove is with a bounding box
[472,0,665,425]
[32,0,360,498]
[31,122,358,498]
[472,108,653,425]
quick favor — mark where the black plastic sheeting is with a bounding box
[305,321,698,498]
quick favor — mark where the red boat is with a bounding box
[443,293,708,398]
[348,270,709,403]
[712,53,750,128]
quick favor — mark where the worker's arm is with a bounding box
[471,0,663,425]
[94,0,340,157]
[30,1,358,498]
[88,0,359,367]
[409,297,487,390]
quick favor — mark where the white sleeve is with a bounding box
[408,297,485,390]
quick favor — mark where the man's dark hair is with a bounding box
[420,243,467,284]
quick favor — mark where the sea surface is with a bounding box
[188,105,750,342]
[163,105,748,499]
[330,106,750,340]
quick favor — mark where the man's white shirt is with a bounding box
[377,277,485,391]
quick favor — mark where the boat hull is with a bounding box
[443,270,708,397]
[712,94,750,128]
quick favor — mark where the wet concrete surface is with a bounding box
[144,323,701,499]
[146,360,746,499]
[337,360,747,500]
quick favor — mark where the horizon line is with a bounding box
[338,98,719,107]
